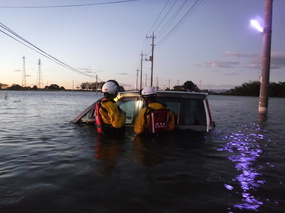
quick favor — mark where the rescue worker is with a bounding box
[134,86,175,135]
[95,80,126,136]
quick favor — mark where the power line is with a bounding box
[152,0,177,34]
[146,0,170,36]
[139,0,205,89]
[0,0,137,9]
[0,21,95,78]
[156,0,204,46]
[156,0,188,37]
[142,0,204,54]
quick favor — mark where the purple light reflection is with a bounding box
[218,125,266,211]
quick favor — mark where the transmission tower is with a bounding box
[37,59,43,88]
[22,56,26,87]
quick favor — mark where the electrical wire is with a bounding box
[0,22,95,78]
[156,0,188,38]
[145,0,170,36]
[156,0,204,46]
[141,0,170,57]
[139,0,205,88]
[0,0,137,9]
[275,0,285,30]
[152,0,177,34]
[142,0,204,53]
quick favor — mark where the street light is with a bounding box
[250,20,263,33]
[250,0,273,114]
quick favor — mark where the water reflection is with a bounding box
[94,134,124,175]
[133,135,170,167]
[218,123,266,211]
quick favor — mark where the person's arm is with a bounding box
[167,111,176,131]
[134,108,147,134]
[102,101,126,128]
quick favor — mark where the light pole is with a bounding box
[250,0,273,114]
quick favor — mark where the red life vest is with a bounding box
[145,107,170,134]
[94,100,105,134]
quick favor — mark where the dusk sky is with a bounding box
[0,0,284,90]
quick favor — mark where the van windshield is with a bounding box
[117,97,138,124]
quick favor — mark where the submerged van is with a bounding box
[72,91,215,132]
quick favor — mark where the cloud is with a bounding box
[117,72,130,75]
[78,67,100,74]
[14,69,21,72]
[203,51,285,71]
[271,52,285,69]
[202,83,238,90]
[247,52,285,70]
[224,72,239,76]
[223,51,259,58]
[204,60,240,68]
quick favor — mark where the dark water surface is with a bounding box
[1,91,284,213]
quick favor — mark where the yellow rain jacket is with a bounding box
[134,102,175,134]
[100,99,126,129]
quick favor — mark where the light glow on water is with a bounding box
[218,124,267,211]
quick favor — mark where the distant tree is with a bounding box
[221,81,285,97]
[172,81,199,91]
[173,85,184,91]
[7,84,22,90]
[49,84,60,90]
[223,81,259,96]
[269,81,285,97]
[80,82,88,90]
[80,82,104,90]
[0,83,9,89]
[183,81,200,92]
[46,84,64,90]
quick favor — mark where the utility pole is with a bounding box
[37,59,43,89]
[156,77,158,88]
[146,32,156,87]
[136,69,139,90]
[96,74,98,91]
[22,56,26,87]
[258,0,273,114]
[144,74,147,87]
[140,52,146,90]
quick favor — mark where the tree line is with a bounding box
[220,81,285,97]
[0,83,65,90]
[2,80,285,97]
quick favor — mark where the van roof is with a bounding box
[118,90,208,99]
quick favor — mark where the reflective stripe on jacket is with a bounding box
[134,102,175,134]
[100,99,126,129]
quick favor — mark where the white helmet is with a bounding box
[102,81,118,96]
[141,86,157,97]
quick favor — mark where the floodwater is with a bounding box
[0,90,284,213]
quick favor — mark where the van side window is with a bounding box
[156,97,180,124]
[183,99,206,125]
